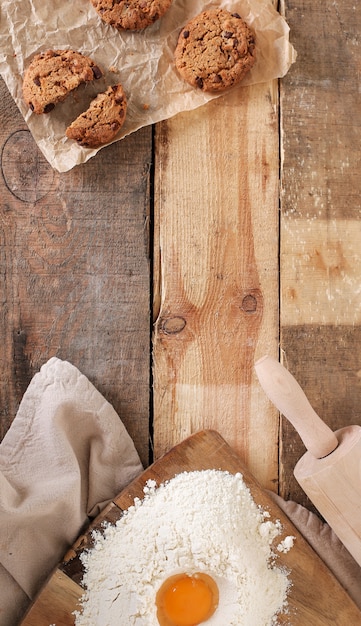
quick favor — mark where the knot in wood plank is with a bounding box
[241,292,259,313]
[1,130,54,203]
[160,316,187,335]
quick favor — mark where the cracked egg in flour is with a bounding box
[74,470,292,626]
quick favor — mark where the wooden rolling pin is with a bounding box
[255,355,361,567]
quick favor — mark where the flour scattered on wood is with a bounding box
[74,470,293,625]
[277,535,295,554]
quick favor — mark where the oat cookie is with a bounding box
[90,0,172,30]
[174,9,256,93]
[23,50,103,114]
[65,84,127,148]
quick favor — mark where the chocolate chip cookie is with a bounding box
[90,0,172,30]
[65,83,127,147]
[174,9,256,93]
[23,49,103,114]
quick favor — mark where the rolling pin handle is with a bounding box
[255,356,339,459]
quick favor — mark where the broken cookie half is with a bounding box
[65,84,127,148]
[22,49,103,115]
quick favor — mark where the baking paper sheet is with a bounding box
[0,0,297,172]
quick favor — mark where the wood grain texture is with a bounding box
[152,81,280,490]
[280,0,361,506]
[20,431,361,625]
[0,77,152,465]
[20,570,81,626]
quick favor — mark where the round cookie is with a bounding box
[23,50,103,114]
[174,9,256,93]
[90,0,172,30]
[65,84,127,148]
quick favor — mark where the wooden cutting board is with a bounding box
[20,430,361,625]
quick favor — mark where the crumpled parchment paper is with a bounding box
[0,0,296,172]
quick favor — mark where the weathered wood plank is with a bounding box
[0,77,152,466]
[153,80,280,490]
[280,0,361,507]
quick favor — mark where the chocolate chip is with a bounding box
[29,102,34,111]
[214,75,222,83]
[111,121,120,130]
[44,102,55,113]
[195,76,203,89]
[223,31,233,39]
[231,12,241,18]
[92,65,103,79]
[183,30,189,38]
[33,76,41,86]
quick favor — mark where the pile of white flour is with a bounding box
[74,470,292,626]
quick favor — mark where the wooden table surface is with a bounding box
[1,0,361,515]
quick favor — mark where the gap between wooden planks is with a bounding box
[152,79,280,491]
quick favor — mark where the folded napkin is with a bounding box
[0,358,360,626]
[0,357,143,626]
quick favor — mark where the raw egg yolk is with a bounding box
[156,572,219,626]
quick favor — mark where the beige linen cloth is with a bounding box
[0,357,360,625]
[0,357,143,625]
